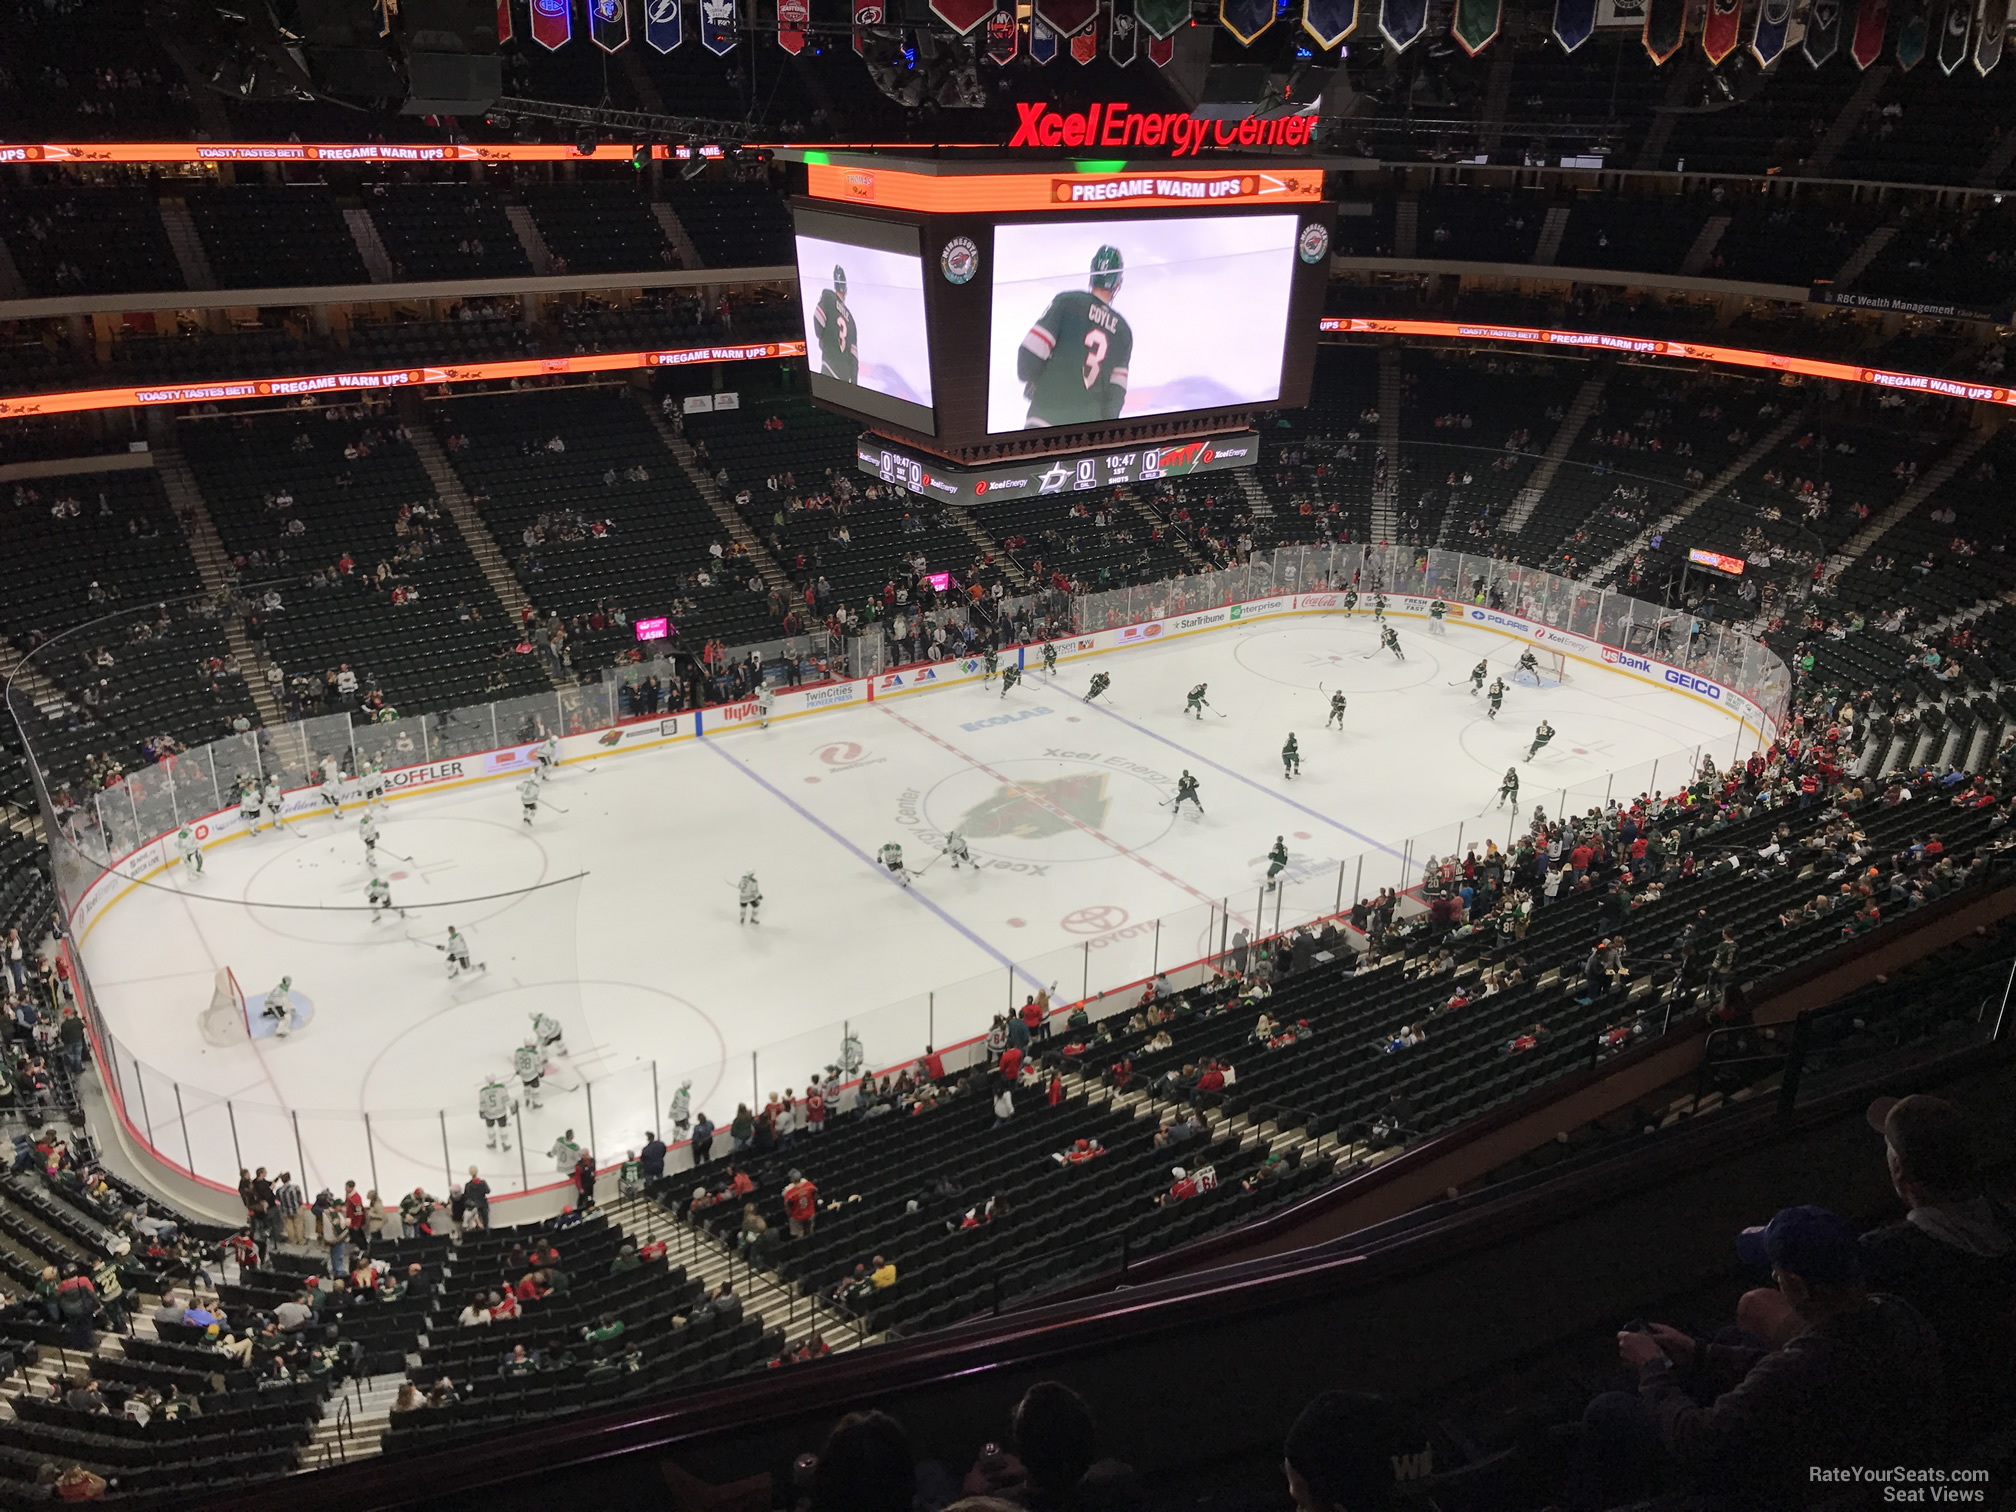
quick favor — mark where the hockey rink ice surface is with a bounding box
[81,617,1742,1200]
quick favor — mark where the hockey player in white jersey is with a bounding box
[238,782,261,833]
[176,824,203,875]
[360,758,387,806]
[319,769,343,819]
[262,977,296,1038]
[478,1077,515,1150]
[531,1010,568,1059]
[879,841,911,887]
[942,830,972,870]
[755,684,775,729]
[535,733,559,779]
[367,875,403,922]
[519,774,540,825]
[737,872,762,924]
[668,1079,692,1137]
[260,779,283,832]
[445,925,485,978]
[513,1038,545,1109]
[359,810,380,866]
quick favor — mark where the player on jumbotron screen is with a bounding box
[812,264,860,384]
[1017,245,1133,427]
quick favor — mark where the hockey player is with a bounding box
[982,646,999,684]
[1281,733,1301,780]
[1497,767,1521,809]
[367,874,403,922]
[445,925,485,978]
[513,1038,545,1110]
[1381,624,1404,662]
[359,809,380,866]
[360,758,387,806]
[1264,836,1290,892]
[1373,590,1388,621]
[238,781,261,833]
[1526,719,1556,762]
[1173,770,1204,816]
[668,1079,692,1136]
[478,1077,514,1150]
[1468,659,1490,696]
[1017,245,1133,427]
[737,871,762,923]
[1514,648,1541,685]
[262,978,296,1038]
[755,684,775,728]
[1342,587,1358,616]
[548,1129,581,1173]
[518,774,540,825]
[942,830,973,870]
[999,663,1021,698]
[1487,678,1507,720]
[812,264,860,384]
[319,768,343,820]
[878,841,911,887]
[531,1010,568,1060]
[1185,683,1211,720]
[1084,671,1111,704]
[176,824,202,875]
[1041,640,1057,676]
[1429,599,1448,634]
[1326,691,1348,730]
[535,732,560,778]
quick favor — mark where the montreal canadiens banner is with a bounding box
[531,0,574,48]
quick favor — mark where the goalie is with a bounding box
[262,977,299,1039]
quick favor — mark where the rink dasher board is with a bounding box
[65,593,1772,946]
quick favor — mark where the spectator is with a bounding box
[1283,1391,1418,1512]
[993,1083,1015,1127]
[463,1166,491,1230]
[811,1410,915,1512]
[692,1112,715,1165]
[784,1169,819,1239]
[640,1131,667,1182]
[969,1381,1141,1512]
[274,1292,313,1332]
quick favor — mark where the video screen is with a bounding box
[986,214,1299,433]
[792,209,934,432]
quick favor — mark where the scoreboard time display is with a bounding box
[856,431,1260,503]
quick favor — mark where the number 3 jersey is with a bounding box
[813,289,860,384]
[1017,290,1132,426]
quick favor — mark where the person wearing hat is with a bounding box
[1283,1390,1423,1512]
[1575,1204,1942,1511]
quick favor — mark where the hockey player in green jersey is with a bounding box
[1000,663,1022,697]
[1173,770,1204,816]
[1469,659,1490,696]
[1526,719,1556,762]
[1281,733,1301,779]
[1497,766,1520,809]
[1326,691,1347,729]
[1017,245,1133,427]
[1373,590,1388,620]
[1264,836,1290,891]
[982,646,999,683]
[1429,599,1448,633]
[1041,640,1057,675]
[1342,587,1358,616]
[812,265,860,384]
[1084,671,1111,703]
[1381,624,1404,661]
[1487,678,1507,720]
[1514,648,1541,684]
[1185,683,1211,720]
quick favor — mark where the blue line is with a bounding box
[1078,699,1411,864]
[700,739,1044,992]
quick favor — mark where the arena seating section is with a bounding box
[360,183,534,284]
[186,185,369,290]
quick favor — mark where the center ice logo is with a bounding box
[958,772,1110,840]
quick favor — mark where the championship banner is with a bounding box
[1450,0,1502,52]
[1147,30,1177,58]
[1031,16,1061,58]
[1802,0,1843,61]
[531,0,574,48]
[1071,21,1100,55]
[1975,0,2008,71]
[777,0,809,48]
[931,0,991,30]
[498,0,514,42]
[1303,0,1357,45]
[1379,0,1430,48]
[1137,0,1190,33]
[1702,0,1743,60]
[1035,0,1098,33]
[1751,0,1793,61]
[1109,0,1140,62]
[1642,0,1685,56]
[1938,0,1970,69]
[1895,0,1928,63]
[700,0,737,52]
[985,0,1021,59]
[1222,0,1277,41]
[1850,0,1889,59]
[1552,0,1599,48]
[644,0,683,48]
[589,0,631,49]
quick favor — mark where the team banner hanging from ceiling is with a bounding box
[1642,0,1685,56]
[1136,0,1190,33]
[1850,0,1889,61]
[1701,0,1743,60]
[590,0,631,49]
[1937,0,1971,69]
[1071,22,1100,56]
[1148,31,1177,59]
[1221,0,1277,41]
[1895,0,1928,63]
[531,0,574,48]
[931,0,992,31]
[1031,17,1060,58]
[776,0,808,49]
[985,0,1020,59]
[1802,0,1843,61]
[1551,0,1599,49]
[1303,0,1357,45]
[1379,0,1429,47]
[644,0,683,48]
[1035,0,1098,34]
[1450,0,1502,52]
[1975,0,2008,70]
[497,0,515,42]
[700,0,737,51]
[1110,0,1140,61]
[1751,0,1793,61]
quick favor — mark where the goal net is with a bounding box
[198,967,250,1046]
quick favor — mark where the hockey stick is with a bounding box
[541,801,570,814]
[1211,708,1229,720]
[379,848,413,863]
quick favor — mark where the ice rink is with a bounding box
[79,615,1743,1203]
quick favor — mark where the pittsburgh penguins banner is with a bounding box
[1643,0,1686,58]
[932,0,992,33]
[1137,0,1189,33]
[1702,0,1743,60]
[776,0,808,49]
[1976,0,2008,71]
[700,0,736,53]
[1148,30,1176,58]
[1031,16,1060,58]
[643,0,683,47]
[1109,0,1139,61]
[1802,0,1843,62]
[1379,0,1429,48]
[531,0,574,48]
[985,0,1020,58]
[1222,0,1277,42]
[1751,0,1793,62]
[1450,0,1501,52]
[1895,0,1928,62]
[1938,0,1970,70]
[1551,0,1598,50]
[589,0,630,49]
[1850,0,1889,61]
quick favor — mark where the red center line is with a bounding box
[875,704,1228,914]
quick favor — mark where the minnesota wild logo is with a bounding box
[959,772,1110,839]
